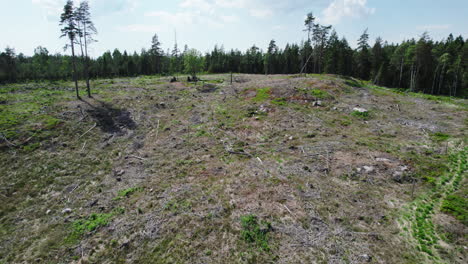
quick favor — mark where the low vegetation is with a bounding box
[0,74,466,263]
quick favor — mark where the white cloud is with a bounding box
[32,0,62,18]
[272,25,285,30]
[145,10,222,29]
[119,24,164,33]
[416,24,451,31]
[220,15,240,23]
[32,0,137,19]
[249,9,273,18]
[320,0,375,25]
[180,0,215,14]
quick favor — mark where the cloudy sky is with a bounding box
[1,0,467,56]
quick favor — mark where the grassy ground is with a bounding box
[0,74,466,263]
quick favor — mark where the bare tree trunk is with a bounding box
[71,40,79,99]
[83,26,91,97]
[438,63,445,95]
[431,64,439,94]
[398,58,403,88]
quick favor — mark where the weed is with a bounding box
[66,213,113,243]
[308,89,329,99]
[240,214,272,251]
[431,132,451,142]
[271,97,287,106]
[351,110,370,120]
[441,193,467,224]
[253,87,271,102]
[113,187,143,200]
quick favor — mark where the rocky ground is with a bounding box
[0,74,466,263]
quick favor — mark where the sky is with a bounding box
[1,0,467,57]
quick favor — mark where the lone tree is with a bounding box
[60,0,80,99]
[150,34,163,74]
[304,12,315,43]
[184,48,204,79]
[76,1,97,98]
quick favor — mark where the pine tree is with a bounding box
[76,1,97,97]
[150,34,163,74]
[357,29,371,80]
[60,0,81,99]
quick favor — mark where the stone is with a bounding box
[353,107,368,113]
[359,254,372,262]
[363,166,375,173]
[376,158,391,162]
[62,208,72,214]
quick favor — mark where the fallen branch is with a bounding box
[283,204,296,219]
[0,133,16,147]
[79,123,97,139]
[128,155,147,161]
[80,141,87,152]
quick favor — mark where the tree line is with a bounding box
[0,9,466,97]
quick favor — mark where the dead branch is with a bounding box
[79,123,97,138]
[228,151,253,158]
[128,155,146,161]
[0,133,17,147]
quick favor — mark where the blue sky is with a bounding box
[1,0,467,57]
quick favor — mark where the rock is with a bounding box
[353,107,368,113]
[316,100,322,106]
[359,254,372,262]
[376,158,391,162]
[62,208,72,214]
[258,104,270,113]
[392,171,412,183]
[363,166,375,173]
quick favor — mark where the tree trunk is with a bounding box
[438,64,445,95]
[431,64,439,94]
[83,26,91,97]
[71,40,80,99]
[398,58,403,88]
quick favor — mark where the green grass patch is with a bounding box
[351,110,370,120]
[271,97,288,106]
[253,87,271,102]
[441,193,467,224]
[113,187,143,200]
[308,88,329,99]
[431,132,451,142]
[65,213,112,244]
[240,214,272,251]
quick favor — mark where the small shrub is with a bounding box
[351,110,370,120]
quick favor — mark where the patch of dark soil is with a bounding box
[83,100,136,134]
[197,83,219,93]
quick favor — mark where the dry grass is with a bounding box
[0,74,466,263]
